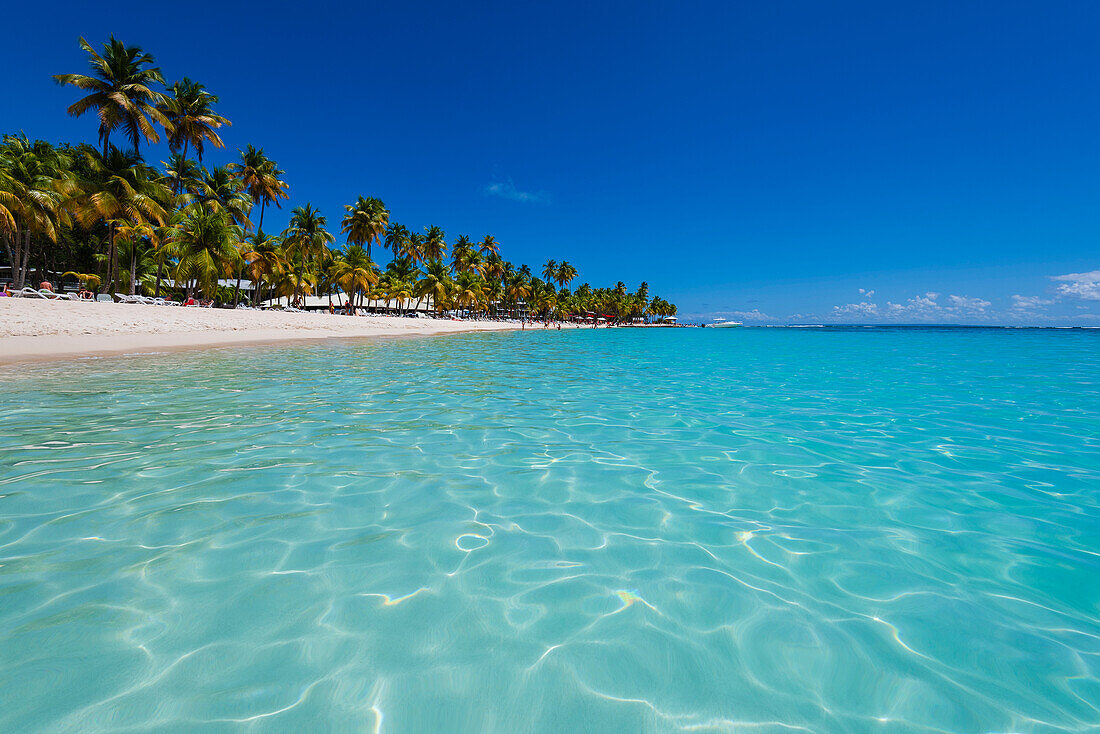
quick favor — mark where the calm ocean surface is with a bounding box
[1,327,1098,733]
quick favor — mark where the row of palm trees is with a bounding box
[0,35,677,322]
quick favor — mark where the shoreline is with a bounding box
[0,298,522,366]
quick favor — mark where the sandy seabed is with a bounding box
[0,298,522,364]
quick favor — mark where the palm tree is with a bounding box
[556,261,578,290]
[194,166,252,228]
[416,259,453,315]
[478,235,499,258]
[452,271,486,314]
[282,203,334,306]
[504,271,531,317]
[384,222,410,262]
[0,135,78,289]
[54,36,170,155]
[241,230,284,304]
[228,145,288,231]
[405,231,427,264]
[114,220,157,295]
[542,259,557,283]
[423,225,447,261]
[162,153,203,198]
[385,277,414,314]
[76,146,169,293]
[483,252,506,285]
[159,78,230,167]
[171,206,241,299]
[341,196,389,259]
[329,243,379,311]
[450,235,475,275]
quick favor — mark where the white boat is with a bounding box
[709,318,743,328]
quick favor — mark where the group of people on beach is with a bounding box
[1,280,92,299]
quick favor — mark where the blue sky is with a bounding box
[5,0,1100,324]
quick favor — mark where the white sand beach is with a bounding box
[0,298,522,364]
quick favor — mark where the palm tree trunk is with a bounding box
[21,230,33,290]
[129,245,138,295]
[258,199,267,232]
[106,221,116,294]
[0,231,15,289]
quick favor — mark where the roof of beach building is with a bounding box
[263,294,437,311]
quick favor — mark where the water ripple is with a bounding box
[0,328,1098,732]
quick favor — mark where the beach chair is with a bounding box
[17,287,49,298]
[115,294,142,304]
[96,294,113,303]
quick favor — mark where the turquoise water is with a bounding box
[1,327,1098,733]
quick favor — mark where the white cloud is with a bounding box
[833,301,879,316]
[881,292,942,320]
[1010,295,1054,310]
[482,178,548,204]
[858,288,875,297]
[947,295,991,311]
[831,292,990,322]
[727,309,773,322]
[1051,270,1100,300]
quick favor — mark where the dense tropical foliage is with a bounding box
[2,36,676,321]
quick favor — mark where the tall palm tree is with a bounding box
[54,36,170,155]
[450,235,475,274]
[282,203,334,306]
[405,231,427,264]
[542,259,558,283]
[383,222,410,262]
[478,235,499,258]
[76,146,169,293]
[159,78,230,168]
[162,153,203,198]
[194,166,252,227]
[483,252,506,284]
[228,145,288,231]
[341,196,389,259]
[556,261,578,290]
[423,225,447,262]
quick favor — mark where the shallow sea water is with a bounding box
[1,327,1098,733]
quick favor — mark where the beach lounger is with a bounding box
[96,294,113,303]
[17,287,50,298]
